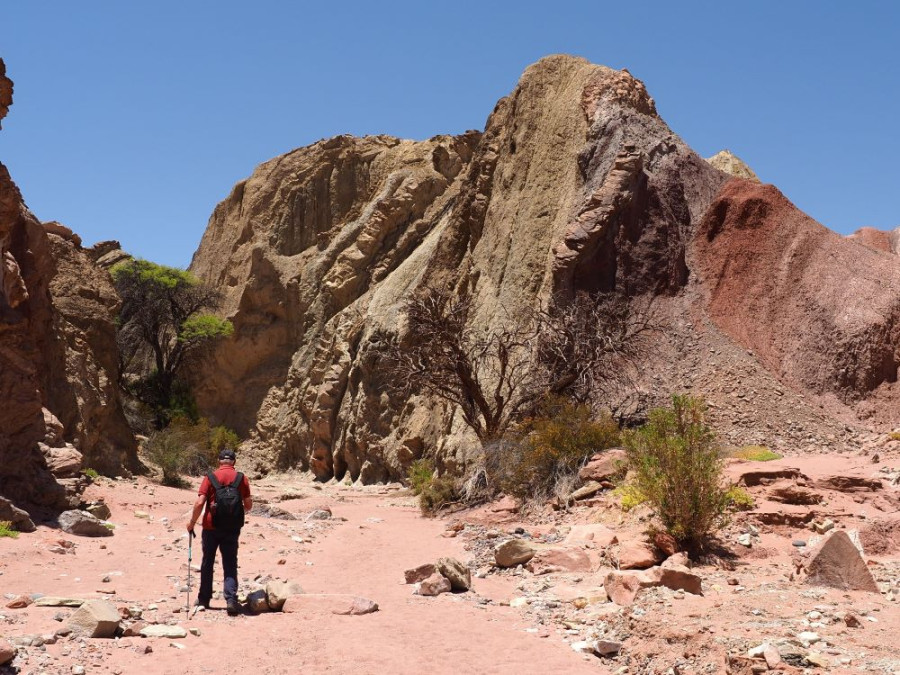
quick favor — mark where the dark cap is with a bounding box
[219,449,236,461]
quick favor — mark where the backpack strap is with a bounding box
[206,471,223,491]
[233,472,244,491]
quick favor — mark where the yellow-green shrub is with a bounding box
[624,394,730,550]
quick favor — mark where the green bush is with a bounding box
[623,394,730,550]
[82,468,99,480]
[499,397,619,501]
[407,459,436,495]
[0,520,19,538]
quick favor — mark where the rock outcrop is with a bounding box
[190,54,900,481]
[0,59,137,516]
[705,150,759,182]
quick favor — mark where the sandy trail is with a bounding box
[1,475,603,675]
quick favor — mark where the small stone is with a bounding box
[595,640,622,656]
[797,631,819,644]
[737,534,752,547]
[727,578,739,586]
[807,610,822,620]
[843,612,861,628]
[792,540,806,547]
[73,666,86,675]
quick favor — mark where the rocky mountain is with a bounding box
[0,59,138,515]
[191,54,899,482]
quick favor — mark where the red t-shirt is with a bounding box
[198,465,251,530]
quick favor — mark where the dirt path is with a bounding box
[0,475,604,675]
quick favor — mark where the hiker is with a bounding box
[186,449,252,615]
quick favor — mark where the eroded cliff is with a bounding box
[0,59,137,514]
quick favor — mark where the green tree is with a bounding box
[111,259,232,426]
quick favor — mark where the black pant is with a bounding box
[198,528,240,604]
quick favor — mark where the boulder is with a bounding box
[616,540,661,569]
[563,524,618,547]
[41,443,83,477]
[282,594,378,615]
[525,546,593,575]
[6,595,32,609]
[265,579,304,610]
[34,596,85,607]
[578,448,628,483]
[247,589,270,613]
[139,625,187,638]
[494,538,536,568]
[414,573,451,596]
[0,638,14,666]
[85,501,112,520]
[661,552,691,568]
[568,481,603,502]
[42,408,64,445]
[652,531,679,556]
[645,564,703,595]
[436,557,471,591]
[0,496,35,533]
[404,563,436,584]
[805,530,880,592]
[67,599,120,638]
[57,510,113,537]
[604,571,653,606]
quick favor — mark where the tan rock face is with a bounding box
[0,58,137,514]
[705,150,760,182]
[191,55,727,480]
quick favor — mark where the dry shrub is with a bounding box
[624,394,730,550]
[494,397,619,502]
[144,418,241,487]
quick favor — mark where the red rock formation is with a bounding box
[0,59,137,514]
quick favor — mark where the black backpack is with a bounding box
[207,471,245,531]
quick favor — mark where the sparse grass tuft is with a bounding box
[614,483,648,511]
[889,431,900,442]
[726,486,756,511]
[82,468,99,480]
[730,445,782,462]
[0,521,19,538]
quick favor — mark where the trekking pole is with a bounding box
[186,529,193,618]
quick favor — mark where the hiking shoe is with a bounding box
[226,600,240,616]
[193,600,209,610]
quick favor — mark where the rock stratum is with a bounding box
[0,59,137,514]
[189,54,900,482]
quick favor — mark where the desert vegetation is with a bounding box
[144,417,241,487]
[623,394,732,550]
[111,258,233,429]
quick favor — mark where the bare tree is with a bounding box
[382,286,653,445]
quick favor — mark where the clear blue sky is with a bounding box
[2,2,898,268]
